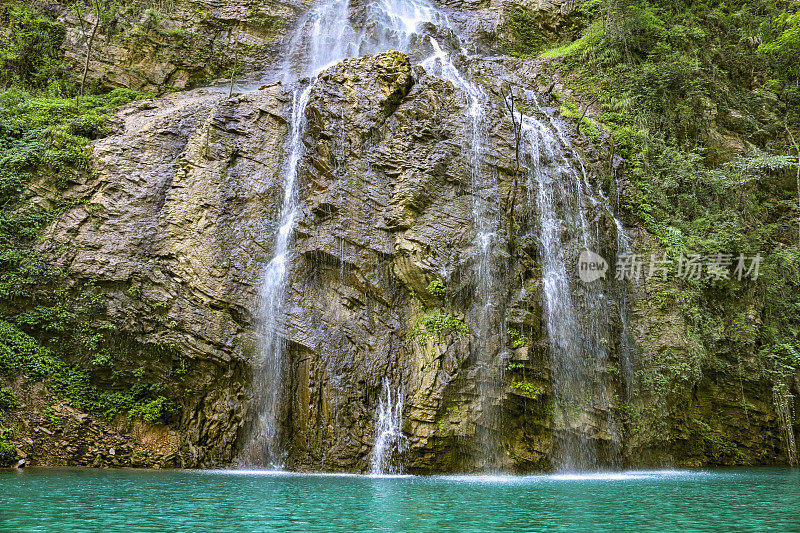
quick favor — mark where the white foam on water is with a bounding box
[436,470,705,484]
[439,474,531,484]
[549,473,646,481]
[213,470,364,478]
[203,469,709,484]
[546,470,703,481]
[366,473,416,479]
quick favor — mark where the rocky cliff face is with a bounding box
[18,47,566,471]
[26,84,293,466]
[4,0,795,471]
[57,0,304,93]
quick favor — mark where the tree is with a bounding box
[0,3,71,92]
[74,0,103,96]
[759,11,800,84]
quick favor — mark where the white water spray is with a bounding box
[240,84,313,467]
[244,0,630,472]
[515,92,631,469]
[371,378,409,474]
[267,0,503,471]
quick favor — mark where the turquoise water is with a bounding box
[1,469,799,532]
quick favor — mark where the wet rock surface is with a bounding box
[3,378,183,467]
[6,0,793,471]
[55,0,305,93]
[26,85,294,467]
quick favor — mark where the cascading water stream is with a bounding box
[371,378,409,474]
[243,0,446,469]
[515,91,631,470]
[244,0,506,472]
[281,0,446,81]
[421,35,504,470]
[240,84,313,467]
[244,0,630,472]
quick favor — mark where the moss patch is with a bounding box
[500,6,547,57]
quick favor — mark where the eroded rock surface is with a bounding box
[16,40,791,471]
[55,0,305,93]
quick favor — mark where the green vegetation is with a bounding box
[426,279,446,298]
[758,10,800,108]
[507,327,528,349]
[501,6,546,57]
[0,84,165,425]
[128,395,175,423]
[0,385,17,411]
[539,23,603,60]
[695,419,746,461]
[558,100,600,144]
[510,380,544,399]
[506,361,525,372]
[0,377,18,466]
[0,2,175,430]
[411,309,469,341]
[0,438,16,464]
[0,320,175,420]
[0,3,75,94]
[542,0,800,456]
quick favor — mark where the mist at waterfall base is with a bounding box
[3,469,800,532]
[371,378,409,475]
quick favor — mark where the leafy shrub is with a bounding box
[0,439,17,464]
[0,4,170,430]
[0,386,17,411]
[412,309,469,340]
[510,381,544,399]
[69,113,110,139]
[507,327,528,349]
[0,2,75,94]
[426,279,446,298]
[545,0,800,429]
[759,11,800,93]
[128,396,176,423]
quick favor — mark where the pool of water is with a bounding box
[1,468,798,531]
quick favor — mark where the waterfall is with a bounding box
[280,0,356,81]
[281,0,446,81]
[244,0,451,468]
[516,92,630,470]
[240,84,313,467]
[272,0,505,471]
[421,35,503,469]
[245,0,630,471]
[371,378,409,475]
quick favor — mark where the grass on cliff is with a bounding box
[536,0,800,448]
[500,6,548,57]
[0,85,178,425]
[0,319,173,421]
[0,87,150,251]
[0,2,176,432]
